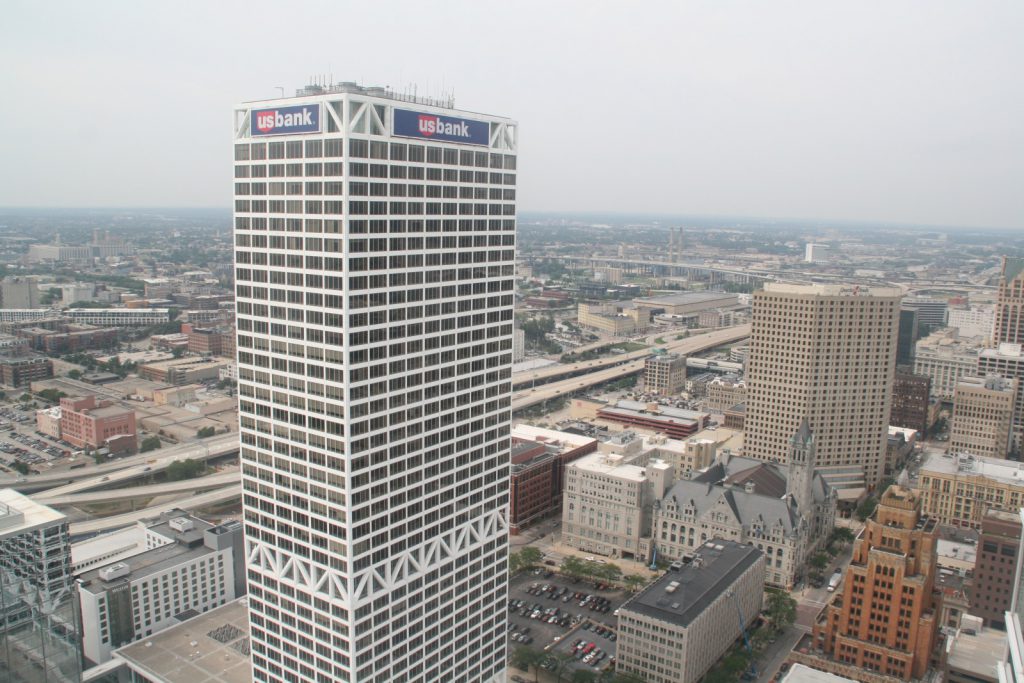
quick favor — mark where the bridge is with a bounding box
[512,325,749,412]
[37,470,240,507]
[69,486,241,536]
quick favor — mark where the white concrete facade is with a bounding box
[233,83,516,683]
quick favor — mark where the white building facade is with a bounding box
[234,83,516,683]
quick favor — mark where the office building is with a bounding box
[644,353,687,395]
[615,539,765,683]
[948,306,995,340]
[0,489,81,683]
[63,308,170,327]
[805,243,830,263]
[896,307,920,367]
[596,400,708,439]
[915,451,1024,528]
[744,283,900,488]
[903,296,948,334]
[914,329,983,399]
[949,376,1017,459]
[77,515,243,664]
[508,425,597,534]
[0,356,53,388]
[890,370,932,435]
[996,257,1024,345]
[814,486,938,681]
[978,343,1024,452]
[973,509,1022,629]
[704,375,746,412]
[234,83,516,683]
[0,277,41,310]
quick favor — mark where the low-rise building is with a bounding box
[596,400,708,440]
[615,539,765,683]
[915,451,1024,528]
[77,514,244,665]
[35,405,62,438]
[704,375,747,413]
[950,375,1018,459]
[943,615,1007,683]
[577,302,638,336]
[0,355,53,387]
[59,395,136,452]
[138,357,230,385]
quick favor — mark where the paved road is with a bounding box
[38,470,239,506]
[0,433,239,490]
[512,325,750,411]
[68,486,240,535]
[511,324,750,387]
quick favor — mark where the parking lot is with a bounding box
[508,570,628,676]
[0,406,73,473]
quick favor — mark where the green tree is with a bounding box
[140,435,162,453]
[597,562,622,583]
[67,369,83,380]
[623,574,647,592]
[197,426,217,438]
[167,459,204,481]
[830,526,855,545]
[510,647,545,682]
[856,496,879,522]
[36,388,66,404]
[509,551,523,576]
[519,546,543,570]
[571,670,597,683]
[809,552,829,572]
[560,556,585,581]
[11,461,30,476]
[764,588,797,633]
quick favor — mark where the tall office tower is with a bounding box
[978,344,1024,453]
[233,83,517,683]
[814,486,938,681]
[0,489,81,683]
[973,509,1022,629]
[996,257,1024,345]
[896,306,920,367]
[744,283,900,488]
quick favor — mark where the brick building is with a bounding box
[814,486,938,680]
[0,356,53,387]
[60,395,137,451]
[890,370,932,435]
[971,509,1022,629]
[508,425,597,534]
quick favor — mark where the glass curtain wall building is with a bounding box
[232,83,517,683]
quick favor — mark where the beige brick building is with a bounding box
[949,375,1017,459]
[977,343,1024,451]
[644,353,687,395]
[914,451,1024,528]
[744,283,900,488]
[704,375,746,412]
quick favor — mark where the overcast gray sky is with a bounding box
[1,1,1021,229]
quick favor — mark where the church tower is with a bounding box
[787,418,816,513]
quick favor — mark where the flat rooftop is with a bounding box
[920,451,1024,486]
[510,424,597,450]
[622,539,762,628]
[763,283,902,298]
[0,488,66,536]
[945,626,1008,680]
[782,663,857,682]
[113,598,252,683]
[570,452,646,482]
[634,291,737,306]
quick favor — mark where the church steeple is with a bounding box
[787,418,815,513]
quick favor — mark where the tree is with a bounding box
[571,670,597,683]
[197,426,217,438]
[856,496,879,522]
[167,459,204,481]
[140,435,162,453]
[561,556,585,581]
[36,388,66,404]
[519,546,543,570]
[67,369,83,380]
[764,588,797,633]
[510,647,545,682]
[809,552,829,572]
[597,562,622,583]
[830,526,855,545]
[11,460,30,476]
[623,574,647,592]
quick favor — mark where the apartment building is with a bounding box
[814,486,939,681]
[616,540,764,683]
[949,376,1017,459]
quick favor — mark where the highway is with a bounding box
[37,470,239,506]
[0,433,239,491]
[511,325,750,412]
[511,324,749,387]
[68,486,241,536]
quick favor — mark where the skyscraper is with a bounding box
[233,83,517,683]
[743,283,900,488]
[995,257,1024,345]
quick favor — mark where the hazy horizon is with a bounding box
[2,1,1022,230]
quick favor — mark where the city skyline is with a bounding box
[2,1,1023,229]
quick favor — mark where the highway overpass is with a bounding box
[37,470,239,507]
[2,433,240,493]
[511,325,750,412]
[512,324,749,388]
[68,486,241,536]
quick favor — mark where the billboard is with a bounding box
[393,108,489,146]
[250,104,321,137]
